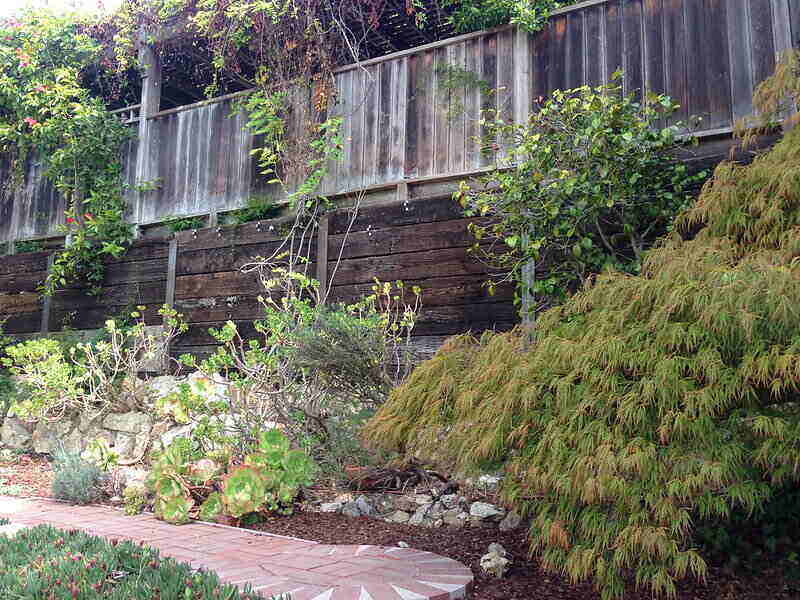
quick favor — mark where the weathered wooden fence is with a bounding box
[0,0,797,347]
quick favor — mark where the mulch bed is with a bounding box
[249,511,800,600]
[0,454,53,497]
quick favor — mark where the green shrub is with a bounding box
[365,64,800,599]
[226,196,281,225]
[0,524,282,599]
[163,215,205,232]
[51,449,106,505]
[456,78,706,313]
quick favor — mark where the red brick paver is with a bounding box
[0,496,473,600]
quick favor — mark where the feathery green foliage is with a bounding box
[365,59,800,598]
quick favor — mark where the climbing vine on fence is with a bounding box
[0,10,133,296]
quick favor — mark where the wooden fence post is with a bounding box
[134,31,162,224]
[165,237,178,309]
[316,215,329,302]
[40,253,54,334]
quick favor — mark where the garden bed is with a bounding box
[248,511,800,600]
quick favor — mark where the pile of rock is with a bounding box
[316,491,522,531]
[0,372,233,463]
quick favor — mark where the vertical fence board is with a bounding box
[791,1,800,47]
[480,33,498,168]
[663,0,688,126]
[704,0,733,130]
[376,61,392,183]
[623,0,644,101]
[434,45,450,175]
[727,0,755,123]
[405,54,419,178]
[566,10,585,89]
[363,65,379,188]
[751,0,777,91]
[391,58,408,182]
[644,0,666,97]
[449,42,467,174]
[465,37,483,169]
[496,28,515,159]
[585,4,604,86]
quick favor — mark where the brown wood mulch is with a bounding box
[0,454,53,497]
[249,511,800,600]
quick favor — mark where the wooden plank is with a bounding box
[644,0,666,97]
[376,61,392,183]
[772,0,793,55]
[165,237,177,308]
[465,36,483,169]
[548,15,568,93]
[174,220,286,252]
[565,9,586,89]
[496,27,515,159]
[404,53,419,177]
[792,1,800,47]
[727,0,755,123]
[4,311,43,334]
[703,0,733,130]
[329,274,514,308]
[409,303,518,337]
[52,303,163,331]
[104,257,168,286]
[751,0,777,87]
[480,32,498,168]
[40,254,54,334]
[663,0,689,126]
[391,58,408,181]
[513,27,531,124]
[329,217,489,261]
[433,46,450,175]
[350,67,366,191]
[584,4,604,87]
[417,49,436,177]
[604,0,624,84]
[316,215,329,299]
[52,280,166,309]
[363,65,379,188]
[337,69,354,193]
[0,271,48,294]
[623,0,644,102]
[448,42,467,174]
[0,291,40,314]
[329,197,464,234]
[176,241,289,276]
[0,251,50,276]
[175,295,266,323]
[331,246,502,286]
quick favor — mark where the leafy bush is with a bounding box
[0,524,281,599]
[51,449,106,505]
[227,196,282,225]
[365,63,800,598]
[444,0,574,34]
[163,215,205,232]
[147,429,316,525]
[180,264,419,475]
[3,306,186,422]
[456,79,706,314]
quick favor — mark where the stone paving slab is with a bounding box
[0,496,473,600]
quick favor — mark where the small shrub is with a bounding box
[51,449,106,505]
[13,239,44,253]
[0,524,283,599]
[122,482,147,516]
[163,214,206,232]
[226,196,281,225]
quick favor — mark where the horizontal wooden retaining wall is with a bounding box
[0,195,517,357]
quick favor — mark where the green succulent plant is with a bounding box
[222,467,267,518]
[155,494,194,525]
[199,492,224,522]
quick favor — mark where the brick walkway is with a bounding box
[0,496,472,600]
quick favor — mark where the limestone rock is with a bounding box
[395,495,418,513]
[1,417,32,451]
[469,501,505,520]
[439,494,461,510]
[480,543,510,578]
[499,510,522,531]
[408,505,429,526]
[319,502,343,513]
[355,496,373,517]
[341,501,361,518]
[103,412,152,435]
[386,510,411,523]
[32,418,75,454]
